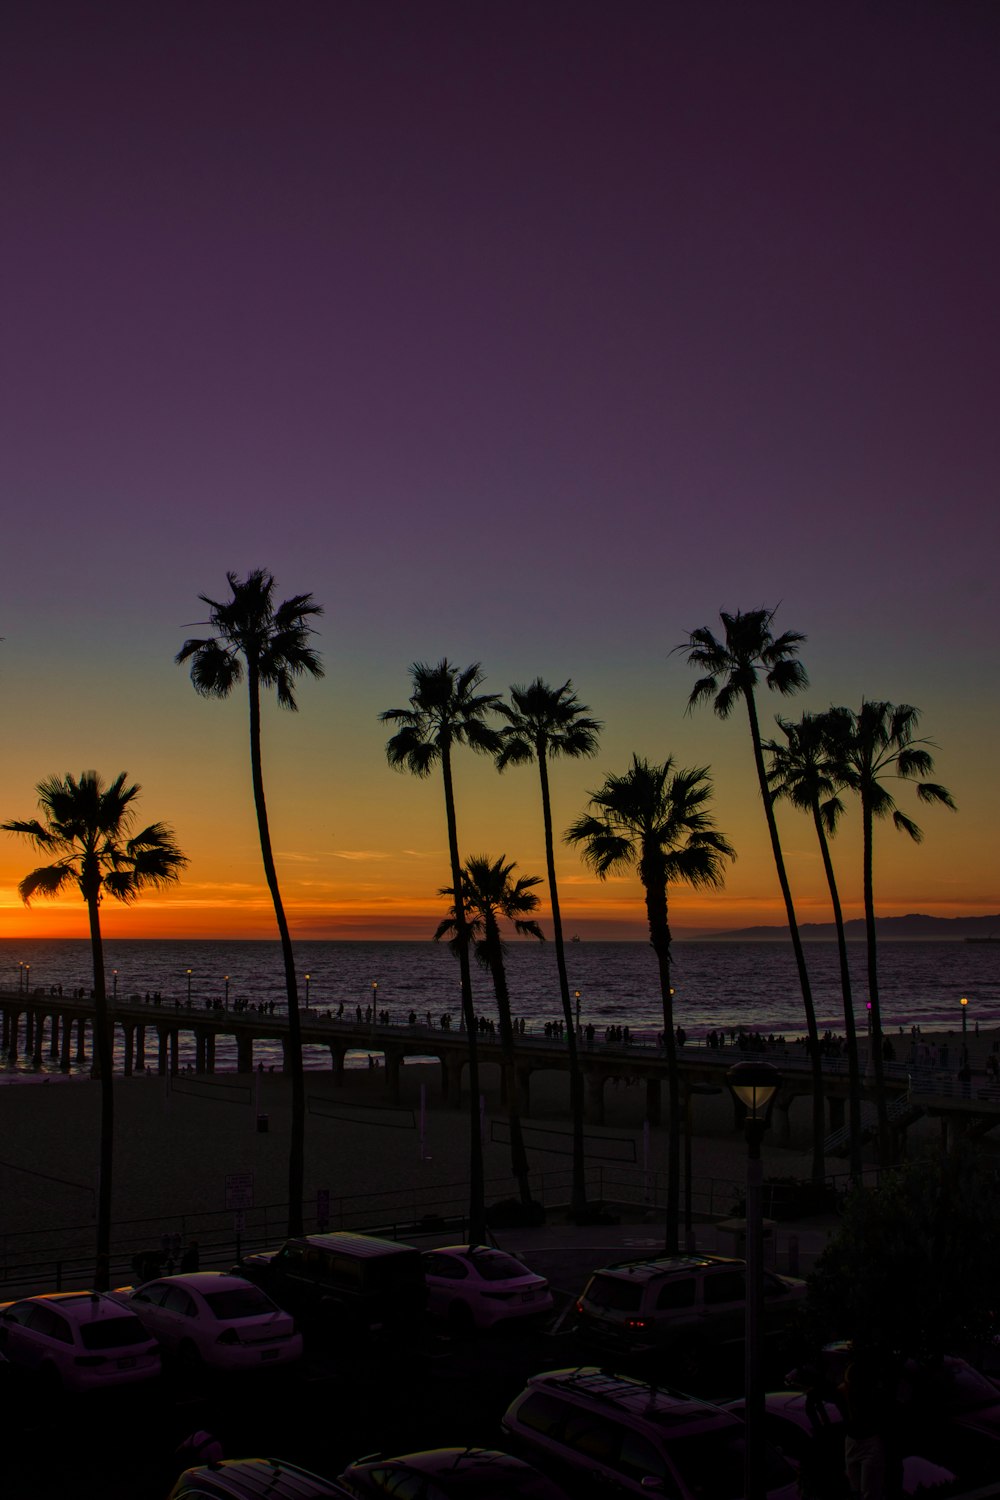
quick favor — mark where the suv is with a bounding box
[0,1290,161,1392]
[235,1232,426,1339]
[502,1366,798,1499]
[574,1253,806,1358]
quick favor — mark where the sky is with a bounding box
[1,1,997,943]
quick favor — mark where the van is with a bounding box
[235,1232,426,1339]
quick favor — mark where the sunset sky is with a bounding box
[1,2,996,943]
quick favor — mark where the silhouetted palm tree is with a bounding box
[828,701,956,1165]
[435,856,545,1209]
[177,569,323,1236]
[380,661,502,1244]
[3,772,187,1287]
[678,607,825,1186]
[765,713,863,1182]
[566,757,734,1252]
[496,679,601,1220]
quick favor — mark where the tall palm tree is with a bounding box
[566,756,734,1252]
[496,679,602,1221]
[177,569,323,1236]
[435,856,545,1209]
[765,713,863,1182]
[380,661,503,1245]
[678,607,825,1187]
[828,701,956,1165]
[3,772,187,1288]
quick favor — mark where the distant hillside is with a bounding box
[704,914,1000,942]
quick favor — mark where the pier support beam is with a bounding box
[75,1019,87,1063]
[157,1027,168,1076]
[135,1024,146,1072]
[123,1023,135,1077]
[237,1034,254,1073]
[169,1030,179,1075]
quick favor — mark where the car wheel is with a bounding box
[447,1300,475,1337]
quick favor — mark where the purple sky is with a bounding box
[1,2,996,939]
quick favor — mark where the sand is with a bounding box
[2,1027,997,1281]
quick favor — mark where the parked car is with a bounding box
[501,1365,799,1499]
[0,1290,161,1392]
[235,1231,427,1340]
[573,1252,806,1360]
[794,1344,1000,1489]
[723,1392,957,1498]
[338,1446,572,1498]
[169,1458,353,1498]
[110,1272,303,1371]
[422,1246,554,1333]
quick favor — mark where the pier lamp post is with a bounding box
[112,970,118,1002]
[575,991,581,1032]
[186,969,192,1006]
[17,961,23,993]
[726,1060,782,1500]
[371,981,378,1029]
[224,976,230,1011]
[961,996,968,1036]
[24,964,30,994]
[305,974,311,1009]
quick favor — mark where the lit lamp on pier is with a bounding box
[961,995,969,1036]
[224,975,230,1010]
[575,990,581,1031]
[725,1060,783,1500]
[24,964,30,994]
[17,961,23,993]
[186,968,192,1005]
[371,980,378,1028]
[305,973,311,1008]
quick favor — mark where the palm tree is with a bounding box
[828,701,956,1165]
[496,679,601,1221]
[765,713,863,1181]
[380,661,503,1245]
[177,569,323,1236]
[566,756,734,1252]
[3,772,187,1288]
[435,856,545,1209]
[678,607,825,1187]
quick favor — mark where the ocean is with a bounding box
[2,937,997,1080]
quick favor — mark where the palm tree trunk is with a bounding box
[744,689,825,1186]
[486,933,532,1208]
[643,872,680,1254]
[862,797,890,1166]
[248,666,305,1236]
[85,872,114,1290]
[537,748,587,1218]
[811,804,863,1183]
[440,742,487,1245]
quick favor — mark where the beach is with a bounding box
[5,1026,999,1266]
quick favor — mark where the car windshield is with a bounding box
[204,1287,276,1319]
[669,1428,794,1499]
[80,1315,152,1350]
[469,1253,532,1282]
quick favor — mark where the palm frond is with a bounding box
[18,864,75,903]
[892,810,923,842]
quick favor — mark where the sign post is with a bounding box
[225,1173,254,1260]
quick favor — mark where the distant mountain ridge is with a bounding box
[703,914,1000,942]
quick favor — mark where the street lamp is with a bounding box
[186,969,192,1005]
[574,990,581,1031]
[17,961,23,993]
[112,969,118,1001]
[305,974,311,1008]
[371,981,378,1027]
[961,996,969,1036]
[24,964,30,993]
[726,1060,782,1500]
[224,975,230,1010]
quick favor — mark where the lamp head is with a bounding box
[725,1060,782,1125]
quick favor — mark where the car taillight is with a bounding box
[75,1355,107,1366]
[624,1318,649,1330]
[216,1329,241,1345]
[575,1299,585,1313]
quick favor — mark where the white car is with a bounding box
[421,1245,554,1332]
[113,1272,303,1371]
[0,1290,161,1392]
